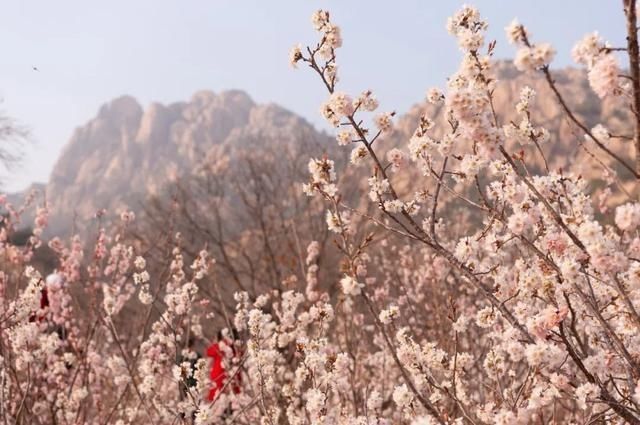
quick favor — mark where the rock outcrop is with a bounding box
[43,90,330,235]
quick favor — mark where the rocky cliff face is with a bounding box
[16,61,634,235]
[44,90,330,235]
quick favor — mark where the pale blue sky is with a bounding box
[0,1,625,191]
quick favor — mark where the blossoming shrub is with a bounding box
[5,3,640,424]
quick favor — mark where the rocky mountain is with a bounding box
[11,61,635,236]
[42,90,332,235]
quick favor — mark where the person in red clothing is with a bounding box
[28,284,49,323]
[206,329,242,402]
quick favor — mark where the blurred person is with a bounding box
[206,328,242,402]
[46,272,68,340]
[28,272,63,324]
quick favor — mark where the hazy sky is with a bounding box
[0,1,625,192]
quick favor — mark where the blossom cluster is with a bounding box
[572,32,625,98]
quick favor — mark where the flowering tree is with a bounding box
[279,3,640,423]
[137,127,340,312]
[4,2,640,424]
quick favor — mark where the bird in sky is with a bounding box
[32,66,39,71]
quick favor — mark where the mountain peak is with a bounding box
[97,95,143,123]
[43,89,323,235]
